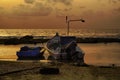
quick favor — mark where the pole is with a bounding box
[67,21,70,36]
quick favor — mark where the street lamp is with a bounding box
[66,16,85,36]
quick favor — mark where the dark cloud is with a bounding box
[24,0,35,4]
[17,0,73,16]
[109,0,120,3]
[47,0,73,5]
[33,2,53,16]
[98,0,120,4]
[24,0,73,5]
[0,7,4,12]
[55,7,73,17]
[114,7,120,12]
[64,8,72,11]
[0,7,5,15]
[79,6,86,9]
[13,2,52,16]
[0,7,3,10]
[111,7,120,25]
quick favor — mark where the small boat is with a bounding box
[46,33,85,65]
[17,46,45,60]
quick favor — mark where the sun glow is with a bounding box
[0,0,23,8]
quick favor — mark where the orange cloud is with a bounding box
[13,3,52,16]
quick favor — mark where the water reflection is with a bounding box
[0,43,120,65]
[79,43,120,64]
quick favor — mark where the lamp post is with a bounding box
[66,16,85,36]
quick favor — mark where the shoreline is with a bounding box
[0,61,120,80]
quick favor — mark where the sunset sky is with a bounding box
[0,0,120,29]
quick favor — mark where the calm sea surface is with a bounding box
[0,43,120,65]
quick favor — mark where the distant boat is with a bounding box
[17,46,45,60]
[46,33,85,65]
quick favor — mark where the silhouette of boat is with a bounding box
[17,46,45,60]
[46,33,85,65]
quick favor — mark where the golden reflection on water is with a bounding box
[79,43,120,64]
[0,45,18,59]
[0,43,120,65]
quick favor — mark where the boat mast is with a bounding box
[66,16,85,36]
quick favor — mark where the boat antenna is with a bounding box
[66,16,85,36]
[55,32,59,36]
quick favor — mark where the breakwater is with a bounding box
[0,35,120,45]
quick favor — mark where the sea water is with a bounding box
[0,43,120,65]
[0,29,120,38]
[0,29,120,65]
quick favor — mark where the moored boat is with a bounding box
[17,46,45,60]
[46,33,85,65]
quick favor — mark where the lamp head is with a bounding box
[80,19,85,22]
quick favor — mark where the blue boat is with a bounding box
[17,46,45,60]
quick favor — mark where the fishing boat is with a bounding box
[17,46,45,60]
[46,33,85,65]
